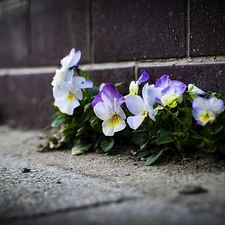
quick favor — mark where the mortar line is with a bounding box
[89,0,94,64]
[1,56,225,76]
[186,0,191,58]
[27,0,32,66]
[134,62,139,80]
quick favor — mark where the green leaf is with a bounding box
[210,125,223,135]
[51,114,65,127]
[191,134,202,140]
[137,147,157,159]
[88,86,99,98]
[145,148,168,166]
[155,133,174,145]
[196,142,205,149]
[76,126,86,137]
[115,82,124,88]
[132,133,145,145]
[174,138,181,151]
[71,138,92,155]
[140,139,149,149]
[219,145,225,154]
[207,146,217,153]
[101,138,114,152]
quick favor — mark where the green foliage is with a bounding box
[49,66,225,166]
[130,92,225,165]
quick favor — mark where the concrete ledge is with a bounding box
[0,126,225,225]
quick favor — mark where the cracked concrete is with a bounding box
[0,125,225,225]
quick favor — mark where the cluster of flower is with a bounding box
[51,48,93,115]
[52,49,224,138]
[92,74,224,136]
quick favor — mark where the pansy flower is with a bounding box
[51,48,81,87]
[94,98,126,136]
[192,97,224,126]
[127,71,149,96]
[154,75,187,108]
[187,84,205,100]
[93,83,126,136]
[53,80,83,115]
[125,83,156,130]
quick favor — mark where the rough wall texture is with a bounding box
[0,0,225,128]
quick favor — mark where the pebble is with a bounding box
[179,185,208,195]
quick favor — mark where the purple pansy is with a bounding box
[192,97,224,126]
[153,75,187,107]
[92,83,125,107]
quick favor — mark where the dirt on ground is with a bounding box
[1,125,225,225]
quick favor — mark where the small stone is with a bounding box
[179,185,208,195]
[22,168,31,173]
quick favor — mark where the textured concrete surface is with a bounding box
[0,125,225,225]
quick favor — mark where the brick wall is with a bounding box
[0,0,225,128]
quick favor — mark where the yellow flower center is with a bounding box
[142,110,148,116]
[129,90,136,95]
[161,94,181,108]
[109,114,120,126]
[67,91,74,101]
[199,111,214,124]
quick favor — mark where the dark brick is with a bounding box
[30,0,90,66]
[190,0,225,56]
[0,0,29,67]
[8,74,54,128]
[93,0,186,62]
[138,63,225,95]
[87,67,134,94]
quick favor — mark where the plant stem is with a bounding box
[163,106,211,145]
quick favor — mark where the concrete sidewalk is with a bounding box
[0,125,225,225]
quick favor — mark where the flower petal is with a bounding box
[99,83,106,91]
[155,75,171,88]
[208,97,224,114]
[68,49,81,68]
[171,80,187,95]
[101,83,125,105]
[128,81,138,95]
[73,76,93,89]
[142,84,156,105]
[192,97,207,111]
[54,97,80,115]
[187,84,205,100]
[60,48,81,69]
[125,95,146,115]
[137,71,149,85]
[93,102,112,121]
[92,83,124,107]
[102,119,126,136]
[113,99,126,119]
[127,115,146,130]
[92,92,103,107]
[51,68,73,86]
